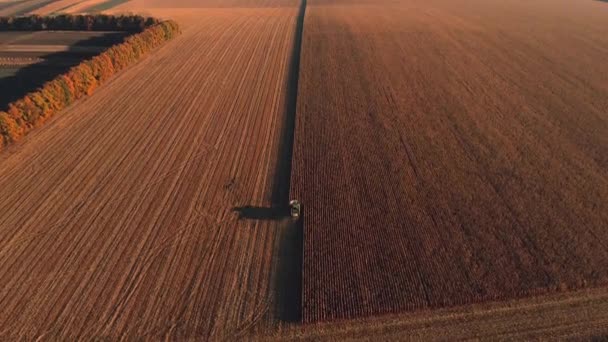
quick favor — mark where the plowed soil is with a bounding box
[291,0,608,323]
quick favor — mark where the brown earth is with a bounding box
[1,0,608,340]
[291,0,608,323]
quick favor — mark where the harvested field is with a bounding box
[60,0,120,13]
[30,0,85,15]
[82,0,131,13]
[0,31,128,47]
[0,31,29,44]
[0,3,301,339]
[120,0,297,9]
[0,44,106,54]
[29,0,128,15]
[291,0,608,323]
[1,0,119,15]
[0,0,54,16]
[261,287,608,341]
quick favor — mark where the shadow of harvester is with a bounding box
[233,205,290,220]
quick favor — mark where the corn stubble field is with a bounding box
[1,0,608,340]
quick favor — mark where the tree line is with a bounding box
[0,19,180,148]
[0,14,160,32]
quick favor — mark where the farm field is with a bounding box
[0,0,128,15]
[0,1,304,339]
[0,30,128,108]
[0,0,55,16]
[0,31,127,47]
[291,0,608,323]
[46,0,129,14]
[0,0,608,340]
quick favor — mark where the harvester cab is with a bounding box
[289,200,301,219]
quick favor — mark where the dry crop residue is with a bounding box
[0,3,300,340]
[291,0,608,323]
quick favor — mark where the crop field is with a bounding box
[0,30,128,108]
[291,0,608,323]
[1,0,608,340]
[49,0,127,14]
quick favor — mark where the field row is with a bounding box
[292,0,608,323]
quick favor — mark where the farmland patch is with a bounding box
[293,0,608,323]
